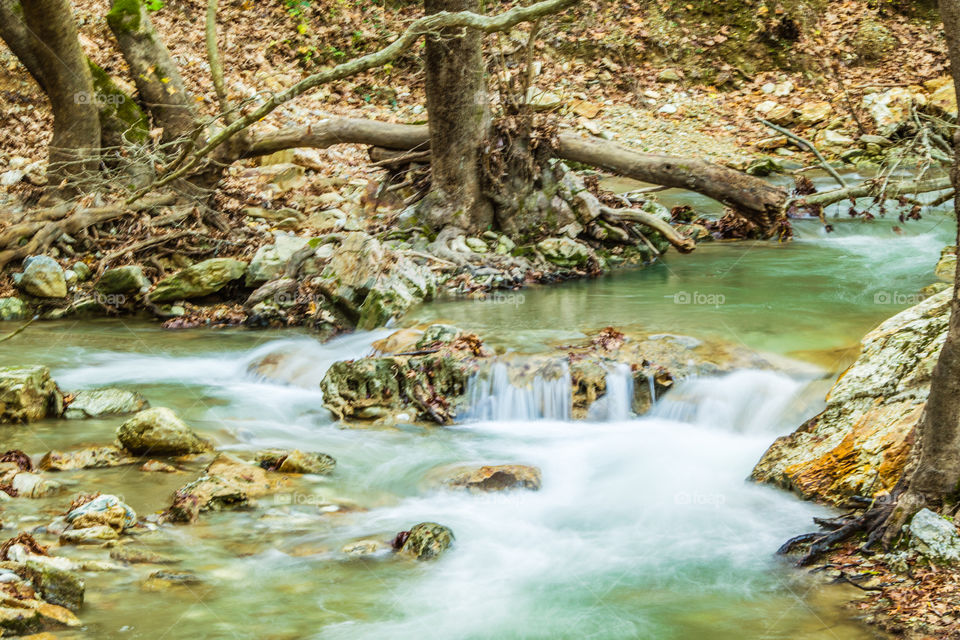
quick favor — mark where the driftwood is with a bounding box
[599,206,696,253]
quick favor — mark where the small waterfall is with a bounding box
[586,362,635,422]
[648,369,807,434]
[464,360,572,421]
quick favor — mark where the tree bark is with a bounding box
[880,0,960,536]
[417,0,494,232]
[17,0,101,187]
[0,0,48,92]
[107,0,199,145]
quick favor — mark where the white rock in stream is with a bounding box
[909,508,960,564]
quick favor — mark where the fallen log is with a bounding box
[241,119,791,235]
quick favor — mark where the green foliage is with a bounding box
[145,0,164,10]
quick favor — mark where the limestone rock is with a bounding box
[863,88,926,137]
[117,407,212,456]
[22,561,84,611]
[0,298,29,322]
[397,522,454,560]
[38,445,135,471]
[164,453,282,522]
[753,289,951,504]
[97,265,150,295]
[438,464,542,492]
[17,256,66,298]
[537,237,591,268]
[150,258,247,303]
[64,388,148,419]
[797,101,833,126]
[935,246,956,283]
[909,508,960,564]
[245,234,311,286]
[255,449,336,475]
[0,366,63,423]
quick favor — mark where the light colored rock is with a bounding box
[150,258,247,303]
[38,445,135,471]
[11,472,63,498]
[71,261,91,282]
[97,265,150,294]
[797,101,833,126]
[909,508,960,564]
[117,407,212,456]
[537,237,591,268]
[929,81,958,118]
[17,256,66,298]
[164,453,282,522]
[60,525,119,544]
[0,170,24,187]
[755,101,794,125]
[0,366,63,423]
[936,246,956,283]
[255,449,336,475]
[862,88,926,136]
[64,388,148,419]
[436,464,542,492]
[246,234,311,286]
[657,69,681,82]
[815,129,856,153]
[0,297,29,322]
[753,289,951,504]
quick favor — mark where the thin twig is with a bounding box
[757,118,848,188]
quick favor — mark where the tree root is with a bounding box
[779,501,895,567]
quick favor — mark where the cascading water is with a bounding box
[586,362,635,422]
[464,360,574,421]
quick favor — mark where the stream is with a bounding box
[0,173,954,639]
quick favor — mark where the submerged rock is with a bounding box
[17,256,67,298]
[150,258,247,303]
[397,522,454,560]
[437,464,542,492]
[117,407,212,456]
[909,508,960,564]
[21,561,85,611]
[752,289,951,504]
[0,366,63,423]
[64,388,148,419]
[10,472,63,498]
[164,454,282,523]
[255,449,336,475]
[38,445,135,471]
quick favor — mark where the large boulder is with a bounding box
[164,454,282,522]
[752,289,950,504]
[16,256,66,298]
[150,258,247,303]
[0,366,63,423]
[20,560,85,611]
[116,407,212,456]
[97,265,150,295]
[64,388,148,419]
[246,234,311,286]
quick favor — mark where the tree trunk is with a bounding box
[418,0,494,232]
[17,0,101,187]
[0,0,48,92]
[881,0,960,538]
[106,0,199,145]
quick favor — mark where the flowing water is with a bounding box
[0,173,954,639]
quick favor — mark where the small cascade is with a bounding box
[648,369,807,434]
[586,362,635,422]
[464,360,572,421]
